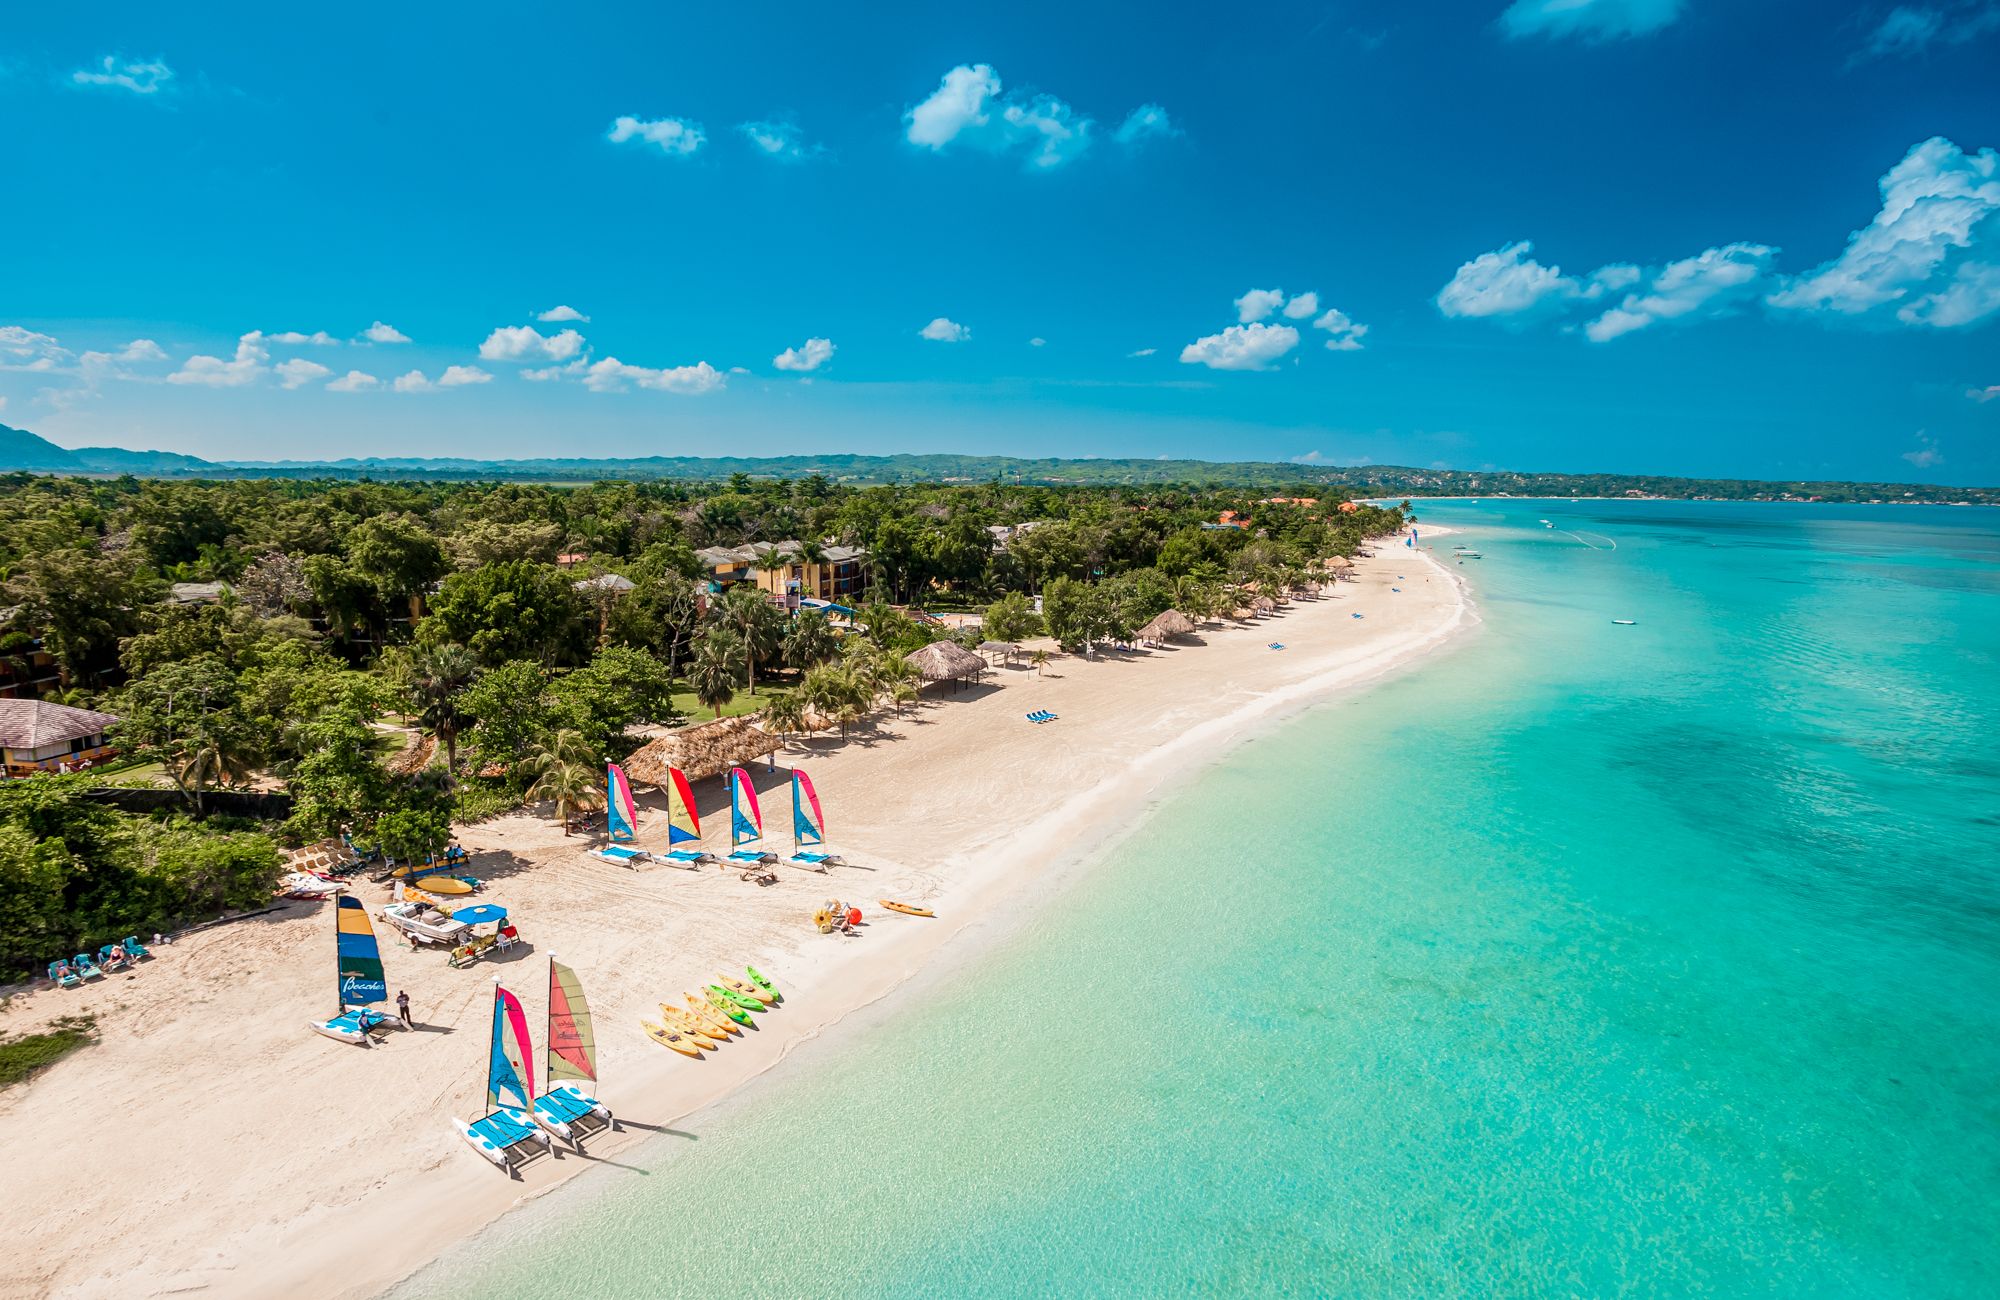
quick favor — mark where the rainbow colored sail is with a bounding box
[730,767,762,848]
[547,959,596,1086]
[606,762,638,842]
[666,765,701,845]
[334,895,386,1007]
[792,770,824,848]
[487,983,536,1113]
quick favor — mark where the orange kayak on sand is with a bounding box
[880,900,935,917]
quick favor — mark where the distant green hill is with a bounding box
[1,421,1995,503]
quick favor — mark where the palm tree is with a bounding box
[783,610,839,670]
[718,585,783,696]
[885,678,919,718]
[689,626,744,720]
[174,732,251,817]
[1030,648,1050,677]
[759,690,807,747]
[407,643,478,775]
[522,729,603,836]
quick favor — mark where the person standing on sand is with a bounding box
[396,990,413,1028]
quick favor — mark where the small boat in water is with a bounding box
[1612,619,1636,625]
[1540,519,1552,527]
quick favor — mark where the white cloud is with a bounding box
[920,317,970,342]
[327,370,379,392]
[1903,432,1944,469]
[906,64,1001,149]
[608,115,705,157]
[1029,337,1047,347]
[168,332,270,387]
[75,338,169,384]
[1860,4,2000,58]
[773,337,835,372]
[479,325,586,362]
[71,55,174,95]
[1113,104,1179,147]
[439,365,492,387]
[362,321,410,344]
[537,305,589,323]
[522,361,583,383]
[1282,292,1320,320]
[275,358,332,389]
[1768,137,2000,330]
[1584,243,1776,342]
[904,63,1133,170]
[1499,0,1684,42]
[738,120,820,161]
[1234,288,1286,323]
[1312,308,1370,351]
[0,326,70,371]
[1436,242,1582,318]
[269,330,338,346]
[1968,383,2000,402]
[1179,322,1299,371]
[1127,347,1157,358]
[583,357,725,394]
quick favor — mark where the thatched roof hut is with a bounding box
[977,639,1019,661]
[1229,606,1255,621]
[1136,609,1197,642]
[907,639,987,684]
[624,715,783,786]
[1253,595,1278,614]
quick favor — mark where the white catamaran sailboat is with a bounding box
[727,766,776,865]
[786,768,843,871]
[454,981,554,1172]
[308,896,399,1045]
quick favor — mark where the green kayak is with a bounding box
[745,966,781,1001]
[702,988,754,1024]
[709,983,766,1013]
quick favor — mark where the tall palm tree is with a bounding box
[407,643,478,775]
[689,627,743,720]
[718,585,783,697]
[759,690,807,747]
[523,729,602,836]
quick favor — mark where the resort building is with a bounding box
[695,542,869,604]
[1,699,119,779]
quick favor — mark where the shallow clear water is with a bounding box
[396,502,2000,1298]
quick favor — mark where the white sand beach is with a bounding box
[0,537,1467,1300]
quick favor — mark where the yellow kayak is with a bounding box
[716,975,775,1004]
[413,876,475,896]
[642,1020,705,1057]
[658,1005,723,1049]
[683,995,741,1035]
[880,899,935,918]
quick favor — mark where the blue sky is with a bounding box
[3,0,1998,482]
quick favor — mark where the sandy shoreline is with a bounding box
[1,533,1468,1300]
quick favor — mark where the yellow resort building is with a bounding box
[693,542,869,605]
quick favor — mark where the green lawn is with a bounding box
[669,683,792,722]
[0,1016,97,1089]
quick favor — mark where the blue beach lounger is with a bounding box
[1351,612,1365,619]
[48,961,81,989]
[73,953,104,979]
[98,944,129,971]
[1268,643,1285,650]
[122,935,151,959]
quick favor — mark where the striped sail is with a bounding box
[487,983,536,1113]
[730,766,763,848]
[334,895,386,1007]
[667,765,701,845]
[606,763,639,842]
[547,959,597,1086]
[793,770,825,847]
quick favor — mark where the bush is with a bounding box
[0,1016,98,1088]
[452,779,520,825]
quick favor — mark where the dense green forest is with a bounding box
[5,422,1995,500]
[0,472,1404,978]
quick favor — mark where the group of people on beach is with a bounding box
[48,934,166,985]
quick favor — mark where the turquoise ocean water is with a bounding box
[396,502,2000,1298]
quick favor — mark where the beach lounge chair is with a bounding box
[73,953,104,980]
[48,961,81,989]
[740,865,780,885]
[122,935,151,960]
[1351,612,1365,619]
[98,943,129,972]
[1268,643,1285,650]
[455,1109,551,1173]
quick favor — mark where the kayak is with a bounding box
[658,1006,722,1049]
[717,974,775,1005]
[708,983,766,1013]
[879,900,935,918]
[683,994,741,1035]
[414,876,475,896]
[702,989,754,1024]
[642,1020,705,1058]
[745,966,781,1001]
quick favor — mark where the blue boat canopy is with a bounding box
[452,904,510,925]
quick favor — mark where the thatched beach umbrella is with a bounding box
[977,639,1019,664]
[624,715,783,786]
[1253,595,1278,615]
[1136,609,1197,643]
[907,639,987,691]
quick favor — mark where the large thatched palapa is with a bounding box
[1252,595,1278,614]
[1136,609,1197,642]
[623,714,783,786]
[907,639,987,684]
